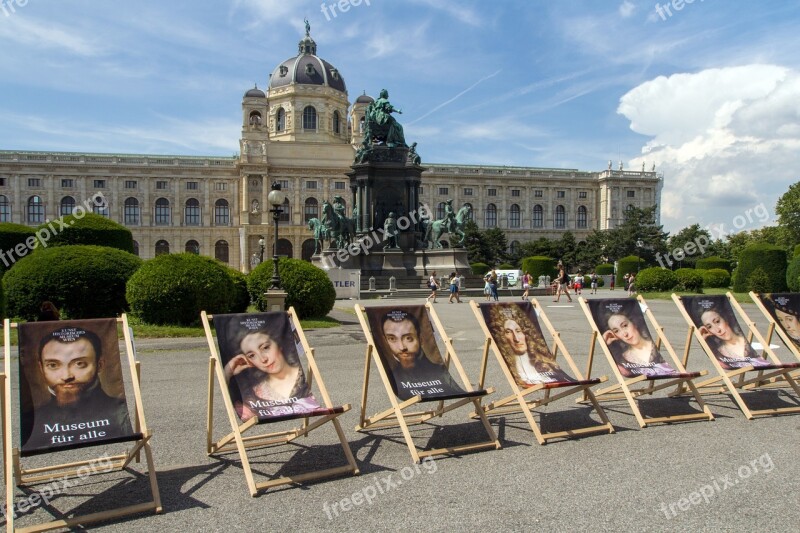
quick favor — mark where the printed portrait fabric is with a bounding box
[478,301,575,387]
[757,293,800,349]
[18,319,135,455]
[364,305,466,400]
[681,295,771,370]
[586,299,679,378]
[213,312,327,422]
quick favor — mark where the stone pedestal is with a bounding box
[262,289,287,312]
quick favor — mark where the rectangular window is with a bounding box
[306,180,317,190]
[463,187,473,196]
[27,178,41,187]
[93,179,106,189]
[557,190,565,198]
[214,182,227,191]
[334,181,346,190]
[438,187,449,195]
[0,178,5,187]
[124,180,137,189]
[627,190,636,198]
[579,191,587,199]
[186,181,199,190]
[488,188,497,197]
[534,190,543,198]
[511,189,520,197]
[61,179,74,188]
[156,180,169,190]
[277,179,289,190]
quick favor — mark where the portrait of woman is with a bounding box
[215,313,320,421]
[482,302,572,386]
[764,294,800,349]
[588,300,675,378]
[687,296,770,370]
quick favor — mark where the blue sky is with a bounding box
[1,0,799,233]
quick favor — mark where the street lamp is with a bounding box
[268,182,288,290]
[258,235,265,263]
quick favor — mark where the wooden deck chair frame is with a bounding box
[578,296,715,428]
[354,303,501,464]
[202,309,358,497]
[671,293,800,419]
[469,299,615,444]
[748,292,800,385]
[2,316,162,533]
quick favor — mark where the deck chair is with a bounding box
[2,317,161,532]
[202,309,358,496]
[672,293,800,418]
[354,303,500,463]
[470,300,614,444]
[750,292,800,363]
[580,297,715,427]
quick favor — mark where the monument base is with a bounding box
[262,289,288,312]
[312,247,470,277]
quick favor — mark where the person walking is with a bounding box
[521,271,531,301]
[489,268,500,302]
[448,272,462,303]
[627,273,636,297]
[427,271,439,303]
[553,267,573,303]
[590,271,599,294]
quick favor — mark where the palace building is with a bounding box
[0,28,661,273]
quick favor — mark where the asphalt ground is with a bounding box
[3,291,800,532]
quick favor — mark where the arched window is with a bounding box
[532,205,543,228]
[184,198,200,226]
[132,240,140,256]
[510,240,521,256]
[276,108,285,132]
[436,202,447,220]
[303,106,317,130]
[509,204,521,228]
[92,196,108,217]
[124,198,140,225]
[0,195,10,222]
[248,111,262,126]
[359,116,365,133]
[215,240,229,263]
[155,240,170,256]
[304,197,318,222]
[155,198,170,225]
[555,205,566,228]
[485,203,497,228]
[462,202,473,221]
[277,238,293,258]
[302,238,316,261]
[577,206,588,228]
[60,196,75,217]
[214,199,229,226]
[185,239,200,254]
[27,196,44,224]
[279,198,290,223]
[333,110,340,134]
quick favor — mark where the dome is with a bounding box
[244,85,266,98]
[355,92,374,104]
[267,26,347,93]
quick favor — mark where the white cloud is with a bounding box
[618,64,800,231]
[0,15,101,57]
[619,1,635,18]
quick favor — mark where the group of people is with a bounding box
[425,271,463,303]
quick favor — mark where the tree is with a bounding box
[483,227,509,266]
[603,206,668,267]
[776,181,800,246]
[665,224,713,268]
[463,219,491,265]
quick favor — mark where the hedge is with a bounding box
[521,256,557,282]
[794,244,800,258]
[3,245,142,320]
[695,256,731,271]
[470,262,489,276]
[248,259,335,319]
[787,256,800,292]
[701,268,731,289]
[747,267,772,294]
[616,256,642,286]
[498,263,515,270]
[38,212,134,253]
[635,267,677,292]
[674,268,704,292]
[228,267,251,313]
[0,222,36,274]
[595,263,614,276]
[126,253,235,325]
[732,244,787,293]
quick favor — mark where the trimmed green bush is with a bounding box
[521,256,557,281]
[4,245,142,320]
[0,222,36,274]
[747,267,772,294]
[616,256,642,286]
[595,263,614,276]
[732,244,787,293]
[248,259,335,319]
[794,244,800,258]
[787,256,800,292]
[39,212,134,253]
[228,267,251,313]
[635,267,677,292]
[695,256,731,271]
[674,268,704,292]
[702,268,731,289]
[126,253,235,325]
[498,263,515,270]
[470,262,489,276]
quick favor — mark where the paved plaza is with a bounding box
[4,292,800,532]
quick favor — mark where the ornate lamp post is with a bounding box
[258,235,265,263]
[268,182,287,290]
